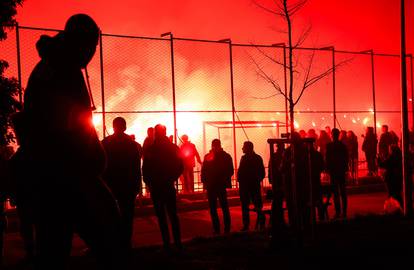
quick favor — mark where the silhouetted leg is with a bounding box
[239,187,250,230]
[75,176,127,270]
[207,189,220,234]
[218,189,231,233]
[152,197,170,248]
[188,167,195,193]
[338,176,347,217]
[165,189,181,248]
[251,186,264,230]
[331,174,341,217]
[118,193,137,249]
[34,191,73,270]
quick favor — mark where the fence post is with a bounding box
[161,32,178,145]
[219,39,238,185]
[99,31,106,138]
[370,50,377,134]
[332,47,336,129]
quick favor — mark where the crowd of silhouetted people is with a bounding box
[0,13,412,270]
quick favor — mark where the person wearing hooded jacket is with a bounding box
[22,14,125,270]
[142,124,183,250]
[201,139,233,234]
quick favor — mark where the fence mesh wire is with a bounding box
[1,26,414,195]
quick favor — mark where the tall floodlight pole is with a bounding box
[400,0,413,216]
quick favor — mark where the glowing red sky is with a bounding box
[17,0,414,54]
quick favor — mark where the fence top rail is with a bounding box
[97,109,404,114]
[10,24,410,58]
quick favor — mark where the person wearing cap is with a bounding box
[23,14,125,269]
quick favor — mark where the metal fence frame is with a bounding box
[5,24,414,193]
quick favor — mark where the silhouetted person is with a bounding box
[317,130,331,160]
[237,141,265,231]
[102,117,142,249]
[201,139,233,234]
[379,144,403,206]
[179,134,202,193]
[23,14,125,270]
[142,124,183,250]
[326,128,349,219]
[379,125,393,161]
[268,142,286,246]
[142,127,154,158]
[309,146,325,221]
[346,130,358,181]
[362,127,378,176]
[280,132,312,239]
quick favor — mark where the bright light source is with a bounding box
[376,122,381,128]
[312,121,316,127]
[363,117,369,125]
[93,114,102,127]
[368,108,374,114]
[343,114,347,118]
[272,123,277,127]
[294,120,299,129]
[352,119,357,124]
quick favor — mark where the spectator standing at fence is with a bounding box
[362,127,378,176]
[142,124,183,250]
[346,130,359,181]
[268,142,286,246]
[179,134,202,193]
[378,144,403,206]
[280,132,313,237]
[237,141,265,231]
[23,14,126,269]
[379,125,394,161]
[102,117,142,250]
[142,127,154,158]
[326,128,349,219]
[317,130,331,160]
[307,129,318,149]
[201,139,233,235]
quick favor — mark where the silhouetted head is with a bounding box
[290,131,302,145]
[63,14,99,68]
[154,124,167,139]
[211,139,222,153]
[37,14,99,68]
[331,128,340,141]
[112,117,126,134]
[299,130,307,138]
[147,127,154,138]
[181,134,189,143]
[242,141,254,154]
[382,125,389,133]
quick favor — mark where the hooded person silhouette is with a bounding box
[23,14,125,270]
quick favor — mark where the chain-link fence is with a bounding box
[1,25,413,195]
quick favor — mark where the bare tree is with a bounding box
[252,0,348,132]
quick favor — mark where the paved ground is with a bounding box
[2,191,389,267]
